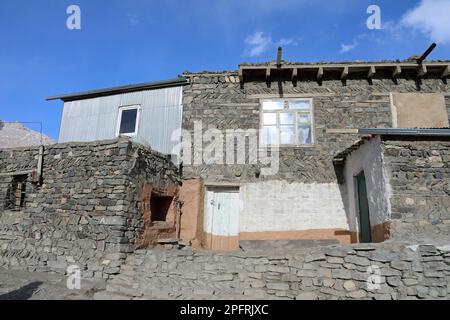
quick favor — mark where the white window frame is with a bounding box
[116,105,141,137]
[260,98,314,147]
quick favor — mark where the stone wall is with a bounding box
[0,138,179,279]
[101,242,450,300]
[181,71,450,183]
[383,137,450,242]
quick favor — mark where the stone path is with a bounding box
[0,267,105,300]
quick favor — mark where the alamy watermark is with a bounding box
[171,121,280,176]
[66,264,81,290]
[67,5,81,30]
[366,264,382,291]
[366,5,381,30]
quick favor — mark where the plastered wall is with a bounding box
[239,181,349,233]
[342,136,391,241]
[390,93,449,128]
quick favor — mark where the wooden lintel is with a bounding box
[265,67,271,81]
[317,67,324,81]
[392,65,402,78]
[417,64,427,78]
[0,170,32,177]
[367,66,376,79]
[341,66,348,80]
[442,65,450,78]
[291,68,298,81]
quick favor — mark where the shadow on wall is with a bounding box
[332,161,355,242]
[0,281,43,300]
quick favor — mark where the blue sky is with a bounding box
[1,0,449,139]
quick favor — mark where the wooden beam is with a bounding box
[367,66,376,79]
[392,65,402,78]
[238,68,243,83]
[291,68,298,81]
[417,64,427,78]
[276,47,282,68]
[239,62,448,71]
[265,67,271,82]
[317,67,324,81]
[442,65,450,78]
[0,170,32,177]
[341,66,348,80]
[416,43,437,64]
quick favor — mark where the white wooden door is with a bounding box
[205,189,240,250]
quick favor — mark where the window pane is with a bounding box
[280,113,294,125]
[289,100,310,110]
[262,126,278,144]
[262,101,283,110]
[298,125,312,144]
[263,113,277,125]
[119,109,138,134]
[280,125,294,144]
[298,114,311,124]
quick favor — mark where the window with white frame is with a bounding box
[116,105,141,137]
[260,99,314,146]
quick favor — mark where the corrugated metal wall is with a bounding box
[58,86,183,156]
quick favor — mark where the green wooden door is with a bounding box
[356,171,372,243]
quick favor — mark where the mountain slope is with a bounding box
[0,121,56,149]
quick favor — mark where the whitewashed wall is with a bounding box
[239,181,349,233]
[343,136,391,232]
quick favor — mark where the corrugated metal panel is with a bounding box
[58,86,183,156]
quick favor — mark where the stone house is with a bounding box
[1,58,449,260]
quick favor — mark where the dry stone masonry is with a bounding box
[0,138,179,279]
[100,241,450,300]
[384,138,450,241]
[181,71,450,183]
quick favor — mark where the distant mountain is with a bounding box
[0,120,56,149]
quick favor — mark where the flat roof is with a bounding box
[239,60,450,83]
[334,128,450,162]
[46,77,189,102]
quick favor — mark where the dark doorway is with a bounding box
[150,193,173,222]
[355,171,372,243]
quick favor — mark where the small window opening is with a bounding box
[150,193,173,222]
[6,175,27,210]
[117,105,140,136]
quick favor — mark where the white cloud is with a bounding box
[401,0,450,44]
[245,32,272,57]
[127,13,140,26]
[244,32,299,57]
[276,37,300,47]
[339,41,358,53]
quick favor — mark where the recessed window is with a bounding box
[261,99,314,146]
[5,175,27,210]
[117,105,141,136]
[150,193,173,222]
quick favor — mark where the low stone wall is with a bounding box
[0,138,179,279]
[102,241,450,300]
